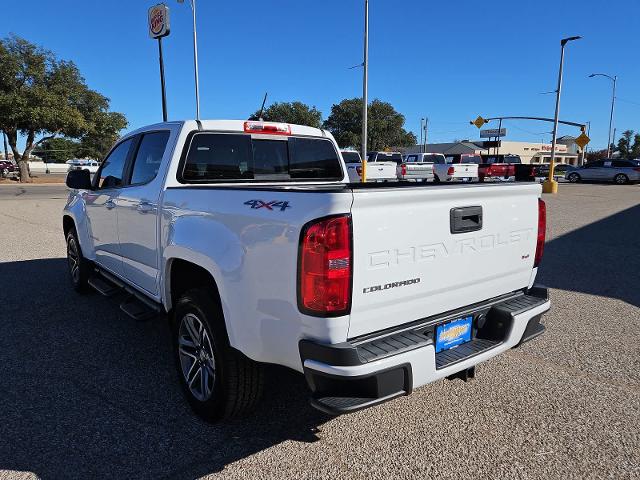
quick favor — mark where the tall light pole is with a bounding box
[419,118,424,152]
[543,35,581,194]
[360,0,369,182]
[588,73,616,158]
[177,0,200,121]
[423,118,428,152]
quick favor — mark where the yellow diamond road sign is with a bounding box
[473,116,486,129]
[575,132,590,150]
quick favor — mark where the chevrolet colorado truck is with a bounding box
[63,120,550,422]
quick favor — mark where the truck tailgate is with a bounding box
[452,164,478,178]
[401,163,434,179]
[348,183,540,338]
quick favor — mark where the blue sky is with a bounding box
[2,0,639,150]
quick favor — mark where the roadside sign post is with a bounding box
[149,4,171,122]
[575,130,591,165]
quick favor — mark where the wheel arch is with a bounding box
[164,254,233,346]
[63,215,75,237]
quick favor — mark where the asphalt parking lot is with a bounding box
[0,183,638,480]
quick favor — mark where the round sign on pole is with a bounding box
[149,4,170,39]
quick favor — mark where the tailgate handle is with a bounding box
[450,206,483,234]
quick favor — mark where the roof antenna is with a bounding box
[257,92,268,121]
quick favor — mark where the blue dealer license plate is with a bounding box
[435,316,473,353]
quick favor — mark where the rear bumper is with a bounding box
[300,286,550,415]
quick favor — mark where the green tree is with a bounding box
[32,137,79,162]
[249,101,322,129]
[0,35,127,181]
[323,98,416,151]
[616,130,640,159]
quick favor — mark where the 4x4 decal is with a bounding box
[244,200,291,211]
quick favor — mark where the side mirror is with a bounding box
[66,169,93,190]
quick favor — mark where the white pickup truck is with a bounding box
[63,120,550,421]
[400,153,436,181]
[430,153,479,182]
[343,150,397,182]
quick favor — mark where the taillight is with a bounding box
[634,167,640,173]
[356,166,362,176]
[447,166,455,176]
[298,215,352,316]
[401,164,407,176]
[243,121,291,135]
[534,199,546,267]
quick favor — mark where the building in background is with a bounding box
[401,138,581,165]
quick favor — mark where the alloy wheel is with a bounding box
[178,313,216,402]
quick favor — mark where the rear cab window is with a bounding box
[374,153,402,164]
[341,151,361,163]
[461,155,482,164]
[180,133,343,183]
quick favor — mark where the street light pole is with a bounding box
[361,0,369,182]
[543,35,581,194]
[178,0,201,121]
[588,73,616,158]
[423,118,428,152]
[420,118,424,153]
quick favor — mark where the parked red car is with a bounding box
[0,160,19,178]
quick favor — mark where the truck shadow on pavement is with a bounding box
[537,203,640,307]
[0,258,330,479]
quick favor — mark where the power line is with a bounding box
[617,97,640,107]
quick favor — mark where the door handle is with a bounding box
[137,201,154,213]
[105,199,116,210]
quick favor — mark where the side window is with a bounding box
[612,160,630,168]
[130,131,170,185]
[603,161,612,167]
[406,155,417,163]
[96,138,134,189]
[586,160,604,168]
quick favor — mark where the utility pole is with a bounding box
[612,127,617,154]
[543,35,581,194]
[361,0,369,182]
[423,118,429,152]
[420,118,424,153]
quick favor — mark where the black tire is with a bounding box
[66,229,91,293]
[567,172,581,183]
[172,288,263,422]
[433,174,441,183]
[614,173,629,185]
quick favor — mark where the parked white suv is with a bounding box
[63,120,550,421]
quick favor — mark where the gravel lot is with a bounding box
[0,183,638,480]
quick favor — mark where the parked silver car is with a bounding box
[565,159,640,184]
